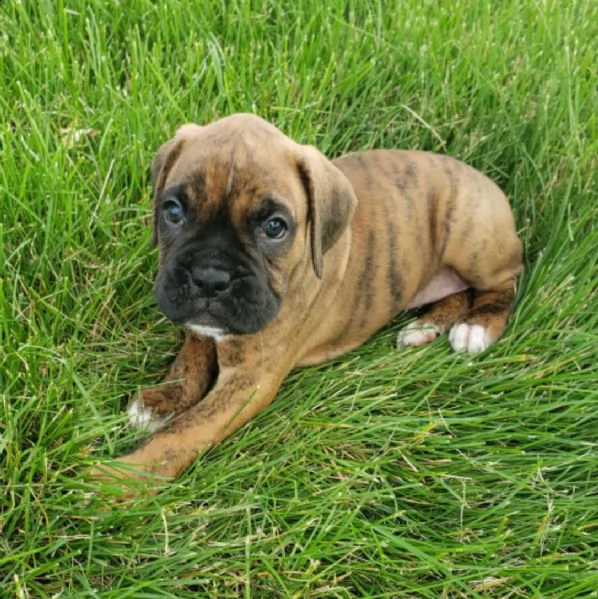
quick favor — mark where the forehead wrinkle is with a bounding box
[224,148,237,198]
[180,138,302,226]
[183,170,205,204]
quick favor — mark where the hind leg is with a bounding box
[441,199,522,353]
[449,278,517,353]
[397,290,471,348]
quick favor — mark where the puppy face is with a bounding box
[151,114,357,336]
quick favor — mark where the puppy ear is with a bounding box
[150,124,202,246]
[298,145,357,278]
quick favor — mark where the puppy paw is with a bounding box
[397,322,441,348]
[127,394,169,433]
[449,323,492,353]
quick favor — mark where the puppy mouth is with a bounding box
[163,295,231,330]
[156,279,281,335]
[185,311,227,331]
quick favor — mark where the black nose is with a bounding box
[190,266,232,298]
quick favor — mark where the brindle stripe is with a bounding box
[394,160,419,233]
[373,157,404,300]
[470,289,515,317]
[404,160,418,185]
[385,200,403,308]
[358,230,378,328]
[460,174,482,249]
[427,187,437,257]
[345,229,373,334]
[354,154,376,190]
[439,158,458,260]
[375,157,396,188]
[224,148,237,199]
[393,157,418,193]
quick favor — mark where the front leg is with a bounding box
[99,336,292,487]
[128,332,217,432]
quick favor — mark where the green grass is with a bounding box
[1,0,597,596]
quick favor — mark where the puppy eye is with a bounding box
[163,199,184,225]
[262,217,288,240]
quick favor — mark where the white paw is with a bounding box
[449,323,492,353]
[127,395,168,433]
[397,322,441,348]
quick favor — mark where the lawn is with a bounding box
[1,0,597,596]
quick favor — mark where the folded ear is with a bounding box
[298,145,357,278]
[150,124,202,246]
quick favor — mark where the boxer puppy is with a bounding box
[96,114,522,487]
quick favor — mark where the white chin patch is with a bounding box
[397,322,441,348]
[127,396,168,433]
[186,323,228,341]
[449,323,492,353]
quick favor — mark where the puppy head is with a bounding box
[150,114,357,335]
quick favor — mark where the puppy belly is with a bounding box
[406,267,469,309]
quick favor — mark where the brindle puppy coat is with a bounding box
[98,114,522,487]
